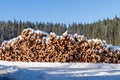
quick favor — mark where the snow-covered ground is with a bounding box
[0,61,120,80]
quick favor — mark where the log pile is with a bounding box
[0,28,120,63]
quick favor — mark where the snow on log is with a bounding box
[0,28,120,63]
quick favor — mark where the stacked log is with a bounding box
[0,28,120,63]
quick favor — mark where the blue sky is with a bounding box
[0,0,120,24]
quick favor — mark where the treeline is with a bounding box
[0,16,120,46]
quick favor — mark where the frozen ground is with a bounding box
[0,61,120,80]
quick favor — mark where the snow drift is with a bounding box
[1,61,120,80]
[0,28,120,63]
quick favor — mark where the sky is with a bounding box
[0,0,120,24]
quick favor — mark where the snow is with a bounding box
[22,28,49,37]
[1,28,120,79]
[50,32,56,37]
[88,38,120,51]
[63,30,68,36]
[106,44,120,51]
[0,61,120,80]
[1,28,120,51]
[60,36,63,40]
[35,30,49,37]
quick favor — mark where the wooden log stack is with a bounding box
[0,28,120,63]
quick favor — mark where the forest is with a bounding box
[0,16,120,46]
